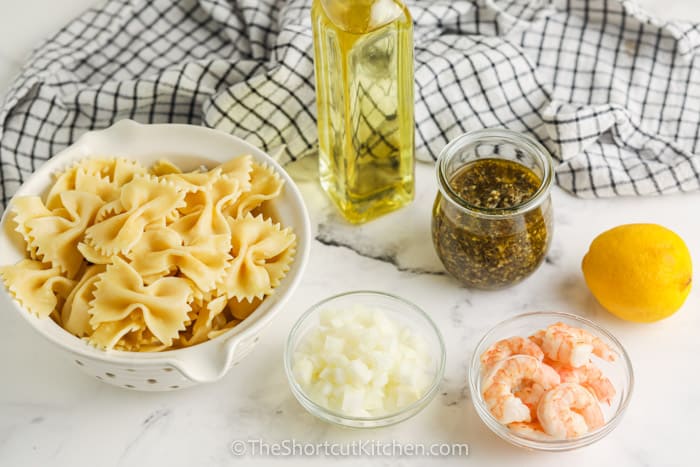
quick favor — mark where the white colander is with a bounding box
[0,120,310,391]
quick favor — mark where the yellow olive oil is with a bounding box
[311,0,415,224]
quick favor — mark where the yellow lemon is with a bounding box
[581,223,692,323]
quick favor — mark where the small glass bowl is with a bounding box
[284,291,446,428]
[468,311,634,451]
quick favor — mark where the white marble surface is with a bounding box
[1,1,699,466]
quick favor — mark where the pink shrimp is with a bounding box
[537,383,605,439]
[528,329,545,347]
[539,322,616,367]
[480,336,544,371]
[514,382,547,420]
[549,361,616,405]
[482,356,560,424]
[508,421,553,441]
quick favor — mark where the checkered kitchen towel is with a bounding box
[2,0,700,207]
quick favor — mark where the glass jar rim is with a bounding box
[436,129,554,218]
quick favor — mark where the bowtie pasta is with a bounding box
[0,156,296,351]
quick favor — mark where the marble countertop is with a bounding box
[1,1,699,466]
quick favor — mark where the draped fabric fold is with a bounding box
[2,0,700,207]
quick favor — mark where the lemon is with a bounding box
[581,223,692,323]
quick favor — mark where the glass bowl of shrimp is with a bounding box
[468,311,634,451]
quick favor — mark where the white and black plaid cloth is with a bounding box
[2,0,700,208]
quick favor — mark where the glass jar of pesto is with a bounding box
[431,129,554,289]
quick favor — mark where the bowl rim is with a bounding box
[0,120,312,372]
[284,290,447,427]
[468,310,635,451]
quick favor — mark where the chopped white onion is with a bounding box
[292,306,432,417]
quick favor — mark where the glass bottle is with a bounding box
[431,129,555,289]
[311,0,415,224]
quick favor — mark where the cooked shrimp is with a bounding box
[549,361,616,405]
[537,383,605,439]
[508,421,553,441]
[482,356,560,424]
[480,336,544,371]
[514,382,547,420]
[529,329,545,348]
[540,322,616,367]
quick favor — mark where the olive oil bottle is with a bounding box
[311,0,415,224]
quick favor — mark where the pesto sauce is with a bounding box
[432,158,552,289]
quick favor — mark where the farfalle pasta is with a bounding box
[127,227,231,292]
[225,162,283,218]
[25,191,103,278]
[218,213,296,301]
[84,176,186,255]
[0,259,75,319]
[0,156,296,352]
[46,158,146,209]
[167,168,240,245]
[182,295,232,346]
[62,264,105,336]
[89,258,193,347]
